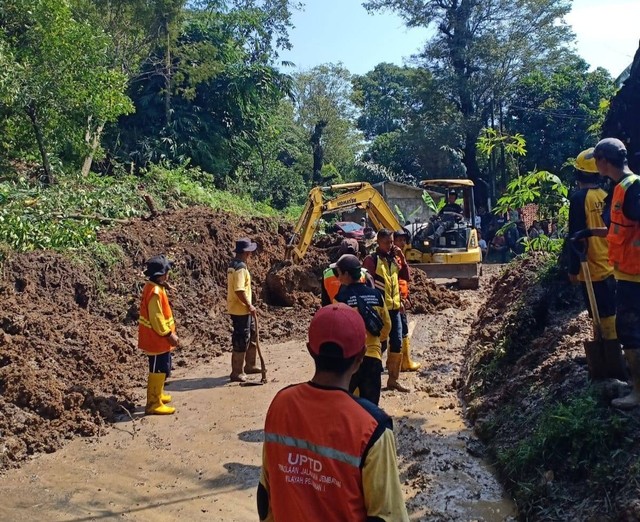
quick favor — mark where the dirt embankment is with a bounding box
[461,253,640,520]
[0,206,463,471]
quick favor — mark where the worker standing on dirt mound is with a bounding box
[393,229,421,372]
[138,255,179,415]
[321,238,374,306]
[576,139,640,408]
[568,148,624,379]
[227,237,262,383]
[257,304,409,521]
[332,254,391,405]
[363,229,410,393]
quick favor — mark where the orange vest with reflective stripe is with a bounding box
[608,174,640,276]
[138,282,176,354]
[263,383,386,521]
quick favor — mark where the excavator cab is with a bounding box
[405,180,482,289]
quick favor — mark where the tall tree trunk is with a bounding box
[164,24,171,126]
[81,117,105,177]
[310,120,328,185]
[25,103,54,185]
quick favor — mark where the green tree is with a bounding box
[506,60,615,181]
[292,63,362,184]
[0,0,132,182]
[363,0,575,202]
[352,63,464,182]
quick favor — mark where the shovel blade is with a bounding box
[584,340,607,380]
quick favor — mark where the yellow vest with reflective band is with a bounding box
[372,253,401,311]
[138,282,176,354]
[608,174,640,279]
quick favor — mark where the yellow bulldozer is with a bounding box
[286,180,482,289]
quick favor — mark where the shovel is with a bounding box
[573,241,627,381]
[240,314,268,386]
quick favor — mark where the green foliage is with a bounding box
[496,390,638,511]
[477,128,527,161]
[494,170,569,221]
[0,0,133,179]
[519,235,564,254]
[507,63,616,180]
[0,165,283,253]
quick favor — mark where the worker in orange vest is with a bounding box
[321,238,373,305]
[138,255,179,415]
[257,304,409,521]
[393,229,421,372]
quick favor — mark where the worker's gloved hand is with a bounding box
[570,229,592,241]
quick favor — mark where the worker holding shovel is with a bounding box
[568,148,627,381]
[227,237,262,383]
[574,139,640,409]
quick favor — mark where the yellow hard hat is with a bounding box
[575,148,598,174]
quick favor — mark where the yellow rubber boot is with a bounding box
[386,352,410,393]
[401,337,421,372]
[146,373,176,415]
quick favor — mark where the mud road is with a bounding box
[0,266,516,521]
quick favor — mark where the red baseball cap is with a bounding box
[308,304,366,359]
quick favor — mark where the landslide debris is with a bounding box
[0,207,464,470]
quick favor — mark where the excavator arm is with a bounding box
[286,182,402,262]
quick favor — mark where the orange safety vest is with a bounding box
[608,174,640,276]
[395,255,410,299]
[263,383,387,521]
[322,267,368,303]
[138,282,176,354]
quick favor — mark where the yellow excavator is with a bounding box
[405,179,482,289]
[286,180,482,289]
[285,182,402,262]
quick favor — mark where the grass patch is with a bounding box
[495,389,639,515]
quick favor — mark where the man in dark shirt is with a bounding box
[440,189,463,215]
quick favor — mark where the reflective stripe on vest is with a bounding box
[264,432,361,467]
[608,174,640,275]
[138,282,176,354]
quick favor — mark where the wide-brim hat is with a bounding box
[144,255,173,278]
[235,238,258,253]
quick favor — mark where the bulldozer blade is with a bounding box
[602,339,629,382]
[584,340,608,380]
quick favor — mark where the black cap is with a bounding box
[144,255,173,278]
[394,228,411,240]
[235,237,258,253]
[330,254,361,273]
[448,189,457,196]
[585,138,627,162]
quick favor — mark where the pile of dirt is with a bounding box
[461,253,640,519]
[0,208,467,470]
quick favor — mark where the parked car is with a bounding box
[333,221,365,240]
